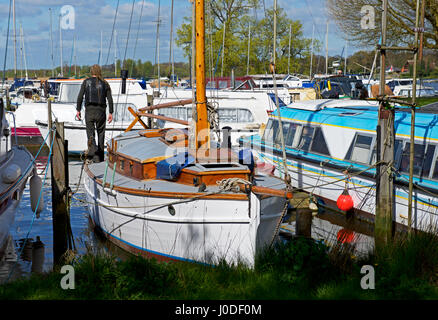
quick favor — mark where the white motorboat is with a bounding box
[14,78,150,153]
[0,98,35,255]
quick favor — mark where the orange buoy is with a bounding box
[337,189,354,212]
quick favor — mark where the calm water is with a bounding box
[0,157,96,283]
[0,148,374,283]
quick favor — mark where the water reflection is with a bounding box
[280,209,375,257]
[1,152,93,283]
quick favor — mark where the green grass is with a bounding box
[1,234,438,300]
[398,96,438,107]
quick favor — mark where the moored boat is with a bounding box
[0,98,35,255]
[241,98,438,233]
[83,0,291,266]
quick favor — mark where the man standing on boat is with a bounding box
[76,64,113,162]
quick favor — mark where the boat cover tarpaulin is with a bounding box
[267,93,286,107]
[238,149,255,173]
[156,152,195,180]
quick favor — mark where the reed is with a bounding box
[1,230,438,300]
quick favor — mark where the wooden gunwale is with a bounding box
[84,164,249,200]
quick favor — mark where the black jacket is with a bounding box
[76,77,114,113]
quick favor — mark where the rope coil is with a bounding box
[217,178,252,193]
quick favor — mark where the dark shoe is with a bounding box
[92,156,101,163]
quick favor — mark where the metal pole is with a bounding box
[310,24,314,78]
[344,41,348,75]
[375,0,394,246]
[169,0,174,84]
[156,0,161,92]
[50,8,54,78]
[221,21,226,77]
[114,30,117,77]
[408,0,421,232]
[13,0,17,78]
[247,23,251,76]
[74,36,77,77]
[19,24,23,79]
[59,14,63,77]
[419,0,426,61]
[325,21,328,75]
[288,24,291,74]
[21,25,28,80]
[100,30,103,67]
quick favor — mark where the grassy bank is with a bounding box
[400,96,438,107]
[1,232,438,300]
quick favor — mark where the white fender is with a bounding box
[2,164,21,184]
[30,174,44,214]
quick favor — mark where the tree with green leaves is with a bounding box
[175,0,317,76]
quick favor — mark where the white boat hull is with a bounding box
[0,147,34,253]
[84,173,285,266]
[255,151,438,232]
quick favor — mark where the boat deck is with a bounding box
[87,160,287,195]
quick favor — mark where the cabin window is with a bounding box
[217,108,254,123]
[370,139,402,165]
[186,107,193,120]
[422,145,435,178]
[113,103,137,122]
[218,109,237,122]
[432,159,438,180]
[399,142,428,176]
[310,127,330,156]
[206,81,217,89]
[263,119,279,145]
[219,81,228,89]
[274,122,291,145]
[234,80,244,88]
[346,134,373,164]
[297,126,315,152]
[285,123,300,147]
[59,83,82,103]
[237,109,254,123]
[160,107,189,121]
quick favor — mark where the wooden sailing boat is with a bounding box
[83,0,291,266]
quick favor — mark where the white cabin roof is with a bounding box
[285,99,380,111]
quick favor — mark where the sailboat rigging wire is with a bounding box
[168,0,174,84]
[122,0,136,70]
[130,0,145,76]
[105,0,120,66]
[2,0,12,86]
[154,0,161,88]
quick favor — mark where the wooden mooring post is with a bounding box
[48,102,72,266]
[290,192,315,237]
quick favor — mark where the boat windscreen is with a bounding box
[59,83,82,103]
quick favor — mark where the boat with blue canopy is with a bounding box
[240,98,438,232]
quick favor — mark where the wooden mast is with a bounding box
[195,0,209,159]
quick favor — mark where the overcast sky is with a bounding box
[0,0,356,71]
